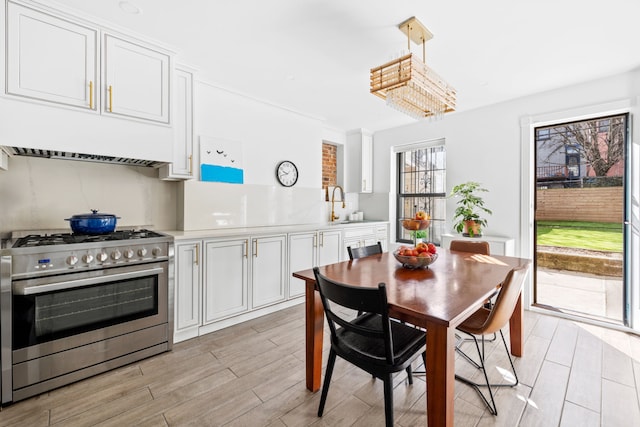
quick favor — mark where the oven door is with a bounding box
[11,261,168,359]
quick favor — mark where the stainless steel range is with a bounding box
[0,229,174,404]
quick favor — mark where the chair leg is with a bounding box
[412,352,428,376]
[318,350,337,417]
[454,330,519,416]
[382,374,394,427]
[406,364,413,385]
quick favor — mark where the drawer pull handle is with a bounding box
[89,80,94,109]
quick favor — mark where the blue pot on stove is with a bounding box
[65,209,120,234]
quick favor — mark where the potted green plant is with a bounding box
[451,181,492,237]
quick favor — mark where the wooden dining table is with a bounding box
[292,249,531,427]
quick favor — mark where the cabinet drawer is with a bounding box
[343,226,376,239]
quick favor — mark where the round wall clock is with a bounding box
[276,160,298,187]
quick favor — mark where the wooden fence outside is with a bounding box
[536,187,623,222]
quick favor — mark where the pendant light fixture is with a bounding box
[370,17,456,119]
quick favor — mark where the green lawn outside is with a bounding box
[536,221,623,252]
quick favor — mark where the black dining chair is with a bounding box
[312,267,427,427]
[347,241,383,317]
[454,264,529,415]
[347,241,383,260]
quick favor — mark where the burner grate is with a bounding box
[12,230,165,248]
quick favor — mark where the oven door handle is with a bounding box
[13,267,165,296]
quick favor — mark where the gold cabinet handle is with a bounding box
[89,81,93,109]
[253,239,258,257]
[108,85,113,112]
[320,232,324,247]
[188,155,193,175]
[244,239,248,258]
[313,233,317,248]
[194,243,199,265]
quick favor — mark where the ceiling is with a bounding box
[48,0,640,133]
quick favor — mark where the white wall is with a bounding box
[194,80,323,187]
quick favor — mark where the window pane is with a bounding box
[397,145,446,245]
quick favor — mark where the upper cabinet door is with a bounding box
[361,133,373,193]
[6,1,97,110]
[103,34,170,123]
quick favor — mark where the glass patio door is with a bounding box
[533,113,629,326]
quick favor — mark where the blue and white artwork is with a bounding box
[199,136,244,184]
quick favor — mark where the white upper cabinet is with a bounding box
[103,34,170,124]
[361,133,373,193]
[6,1,97,110]
[345,129,373,193]
[159,66,194,180]
[5,1,171,125]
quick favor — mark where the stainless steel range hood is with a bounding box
[4,147,166,167]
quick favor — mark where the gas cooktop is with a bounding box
[12,229,166,248]
[3,229,173,279]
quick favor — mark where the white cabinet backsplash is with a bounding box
[178,181,323,230]
[177,181,360,231]
[0,156,177,235]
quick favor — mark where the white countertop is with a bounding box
[162,220,389,241]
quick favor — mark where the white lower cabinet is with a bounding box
[288,229,342,299]
[174,241,201,342]
[172,223,386,343]
[376,224,389,252]
[288,232,316,299]
[203,238,249,324]
[318,230,343,266]
[251,235,287,308]
[342,224,388,259]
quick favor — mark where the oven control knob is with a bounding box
[97,252,108,262]
[152,247,162,257]
[111,250,122,260]
[138,248,148,257]
[124,249,134,259]
[66,255,78,266]
[82,254,94,264]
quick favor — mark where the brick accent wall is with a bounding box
[322,143,337,188]
[536,187,623,222]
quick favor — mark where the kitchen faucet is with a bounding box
[330,185,345,222]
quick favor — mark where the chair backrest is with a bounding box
[312,267,394,363]
[347,241,383,260]
[449,240,490,255]
[478,265,529,335]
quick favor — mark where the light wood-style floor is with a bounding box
[1,303,639,426]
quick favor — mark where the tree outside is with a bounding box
[536,114,625,187]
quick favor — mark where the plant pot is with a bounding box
[462,220,482,237]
